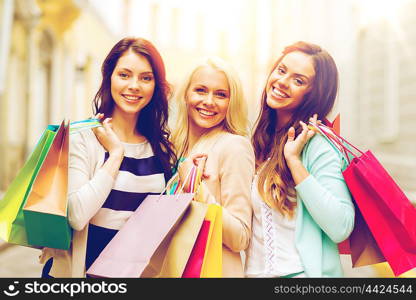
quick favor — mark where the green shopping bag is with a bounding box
[23,120,70,249]
[0,118,101,248]
[0,126,57,247]
[23,119,101,250]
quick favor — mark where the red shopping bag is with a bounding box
[165,163,223,278]
[182,220,210,278]
[314,119,384,264]
[181,203,223,278]
[343,151,416,276]
[311,122,416,276]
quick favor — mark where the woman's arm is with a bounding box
[208,136,255,252]
[67,119,124,231]
[291,134,355,243]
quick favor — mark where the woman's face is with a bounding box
[111,50,155,117]
[185,66,230,133]
[266,51,315,114]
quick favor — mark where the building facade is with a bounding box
[354,0,416,203]
[0,0,119,190]
[125,0,415,203]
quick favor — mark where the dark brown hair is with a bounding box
[252,41,339,217]
[93,37,176,181]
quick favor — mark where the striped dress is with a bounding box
[85,141,165,270]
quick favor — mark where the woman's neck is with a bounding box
[111,109,145,143]
[275,110,293,131]
[187,123,223,155]
[187,125,206,153]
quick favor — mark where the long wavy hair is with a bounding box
[93,37,177,181]
[171,57,249,157]
[252,41,339,217]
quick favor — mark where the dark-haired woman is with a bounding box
[40,37,177,277]
[244,41,354,278]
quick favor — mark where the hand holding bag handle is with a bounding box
[180,166,222,278]
[156,165,209,277]
[141,164,209,277]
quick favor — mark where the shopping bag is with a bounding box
[344,152,416,276]
[309,122,416,276]
[0,126,57,247]
[140,166,208,278]
[150,201,208,277]
[147,162,223,278]
[46,118,101,134]
[182,220,211,277]
[309,122,385,266]
[1,119,101,248]
[349,202,385,267]
[200,204,222,277]
[86,192,194,278]
[175,164,223,278]
[23,120,71,250]
[169,164,223,278]
[182,204,223,278]
[320,118,381,263]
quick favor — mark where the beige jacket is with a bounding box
[190,131,255,277]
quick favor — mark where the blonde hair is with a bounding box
[171,57,249,157]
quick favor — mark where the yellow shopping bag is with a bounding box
[200,203,222,277]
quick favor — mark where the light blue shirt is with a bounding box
[295,133,355,277]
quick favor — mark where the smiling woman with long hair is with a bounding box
[171,57,255,277]
[40,37,177,278]
[245,41,355,278]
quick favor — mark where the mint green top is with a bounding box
[294,133,355,277]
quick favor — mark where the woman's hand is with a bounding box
[178,153,209,193]
[284,114,318,168]
[307,113,322,132]
[92,114,124,158]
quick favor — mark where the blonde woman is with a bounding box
[172,57,255,277]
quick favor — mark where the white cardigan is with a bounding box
[40,129,115,277]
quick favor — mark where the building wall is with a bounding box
[355,0,416,202]
[1,0,414,202]
[128,0,358,125]
[0,0,117,190]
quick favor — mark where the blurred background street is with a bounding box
[1,0,416,278]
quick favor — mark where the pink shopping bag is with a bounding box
[343,151,416,276]
[86,193,193,277]
[310,122,416,276]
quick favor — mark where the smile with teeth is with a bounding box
[196,108,217,117]
[122,94,143,102]
[271,87,289,99]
